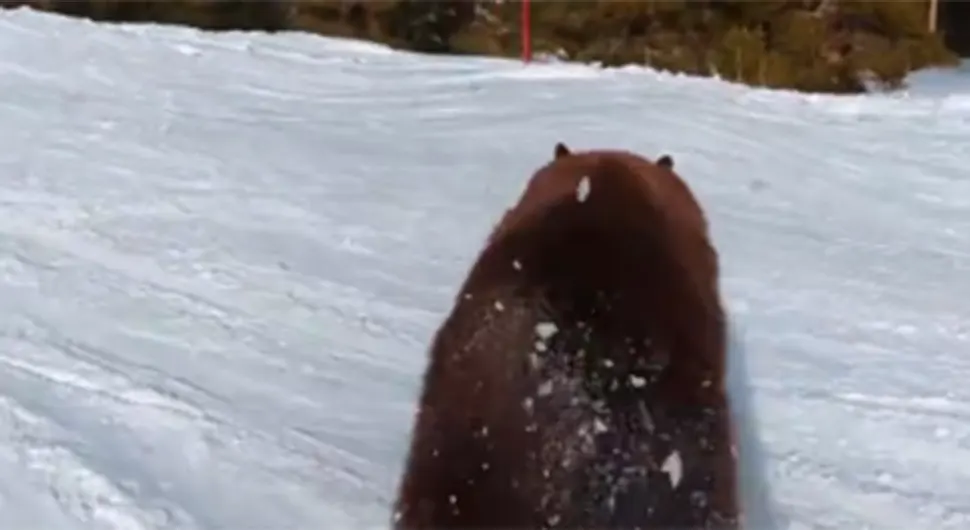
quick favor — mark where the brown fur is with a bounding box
[393,143,737,529]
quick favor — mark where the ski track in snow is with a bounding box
[1,7,969,530]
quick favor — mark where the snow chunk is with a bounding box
[576,176,591,202]
[512,259,522,270]
[638,402,655,432]
[661,451,683,489]
[629,374,647,388]
[494,300,505,311]
[537,380,554,396]
[528,352,542,369]
[535,321,558,340]
[592,417,608,434]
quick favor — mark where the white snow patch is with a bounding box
[535,321,558,340]
[592,418,609,434]
[661,451,683,490]
[576,176,591,203]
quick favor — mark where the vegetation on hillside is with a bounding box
[0,0,959,94]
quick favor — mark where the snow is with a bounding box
[576,175,591,202]
[1,6,969,530]
[661,450,683,490]
[534,321,558,340]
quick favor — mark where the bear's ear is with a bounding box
[554,142,571,159]
[656,154,674,169]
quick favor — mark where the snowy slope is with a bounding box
[1,7,969,530]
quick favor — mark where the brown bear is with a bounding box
[392,142,739,529]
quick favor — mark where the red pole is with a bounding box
[521,0,532,63]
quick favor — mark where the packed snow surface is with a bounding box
[1,7,969,530]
